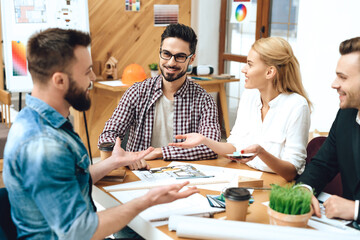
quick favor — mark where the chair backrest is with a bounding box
[0,188,17,240]
[306,136,343,196]
[0,90,11,128]
[0,90,11,159]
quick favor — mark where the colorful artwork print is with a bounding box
[12,41,27,76]
[235,4,247,22]
[154,4,179,26]
[14,0,47,23]
[125,0,140,12]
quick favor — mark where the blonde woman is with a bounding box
[169,37,311,181]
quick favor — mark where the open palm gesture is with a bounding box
[168,133,205,149]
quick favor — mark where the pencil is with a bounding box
[106,179,230,192]
[242,187,272,190]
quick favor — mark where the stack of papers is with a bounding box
[104,162,262,226]
[109,189,224,223]
[133,161,262,192]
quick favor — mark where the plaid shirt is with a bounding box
[98,75,221,160]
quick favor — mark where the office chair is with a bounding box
[306,136,343,196]
[0,188,17,240]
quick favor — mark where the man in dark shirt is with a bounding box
[297,36,360,223]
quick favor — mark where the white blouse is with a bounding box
[227,89,310,174]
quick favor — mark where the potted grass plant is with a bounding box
[149,63,158,77]
[268,184,313,228]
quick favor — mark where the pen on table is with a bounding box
[105,178,229,192]
[176,175,215,179]
[241,187,272,190]
[150,212,214,222]
[106,178,230,192]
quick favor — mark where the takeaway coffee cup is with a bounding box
[223,187,251,221]
[99,142,115,160]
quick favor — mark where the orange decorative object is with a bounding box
[121,64,147,85]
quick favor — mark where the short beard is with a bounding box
[160,64,188,82]
[64,75,91,111]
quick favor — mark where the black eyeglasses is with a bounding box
[159,50,193,63]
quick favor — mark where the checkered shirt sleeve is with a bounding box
[98,76,161,151]
[98,81,142,147]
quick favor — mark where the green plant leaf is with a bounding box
[148,63,158,70]
[269,183,312,215]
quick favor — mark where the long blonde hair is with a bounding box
[252,37,312,109]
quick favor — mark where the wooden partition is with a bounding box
[88,0,191,77]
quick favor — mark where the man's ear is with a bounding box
[52,72,68,91]
[189,53,196,65]
[266,66,277,80]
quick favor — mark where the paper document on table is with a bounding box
[134,164,213,181]
[108,188,224,223]
[133,161,262,192]
[98,80,126,87]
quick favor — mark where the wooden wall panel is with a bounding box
[88,0,191,77]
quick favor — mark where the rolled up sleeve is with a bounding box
[281,104,310,174]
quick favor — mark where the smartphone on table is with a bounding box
[226,152,255,159]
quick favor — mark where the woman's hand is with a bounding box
[228,144,264,163]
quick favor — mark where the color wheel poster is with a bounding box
[231,0,251,23]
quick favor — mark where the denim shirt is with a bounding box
[3,95,98,240]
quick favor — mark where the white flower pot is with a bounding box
[150,70,158,78]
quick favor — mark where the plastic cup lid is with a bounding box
[223,187,251,201]
[99,142,115,151]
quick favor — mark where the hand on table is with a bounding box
[168,133,206,149]
[323,195,355,220]
[310,194,355,221]
[143,148,163,160]
[311,195,322,218]
[128,159,149,170]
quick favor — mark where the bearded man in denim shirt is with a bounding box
[3,28,198,240]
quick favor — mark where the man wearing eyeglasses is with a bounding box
[98,23,221,168]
